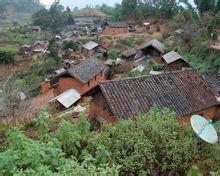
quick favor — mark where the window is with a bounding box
[95,75,97,81]
[88,81,90,87]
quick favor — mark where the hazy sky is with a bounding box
[40,0,122,8]
[40,0,195,9]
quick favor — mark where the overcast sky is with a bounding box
[40,0,122,9]
[40,0,195,9]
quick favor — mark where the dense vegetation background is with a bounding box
[0,108,219,175]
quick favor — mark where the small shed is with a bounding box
[162,51,190,70]
[82,41,107,57]
[139,39,165,59]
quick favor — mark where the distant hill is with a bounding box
[0,0,44,26]
[0,0,43,14]
[72,8,106,17]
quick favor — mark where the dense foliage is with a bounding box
[32,1,74,31]
[0,48,16,65]
[0,108,219,175]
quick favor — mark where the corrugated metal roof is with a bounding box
[162,51,185,64]
[83,41,99,51]
[51,89,81,108]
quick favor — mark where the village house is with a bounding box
[161,51,190,70]
[72,8,106,27]
[41,57,107,108]
[102,21,129,35]
[138,39,165,61]
[24,25,42,33]
[32,40,45,53]
[82,41,107,57]
[89,69,220,128]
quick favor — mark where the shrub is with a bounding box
[191,42,211,59]
[108,49,118,60]
[0,48,16,65]
[31,57,57,77]
[62,40,79,51]
[135,38,145,45]
[89,108,203,175]
[148,60,164,71]
[162,31,171,39]
[117,37,135,47]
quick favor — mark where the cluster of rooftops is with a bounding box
[38,37,220,124]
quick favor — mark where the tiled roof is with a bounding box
[32,40,44,46]
[162,51,186,64]
[202,71,220,94]
[106,21,128,28]
[99,69,218,120]
[121,48,138,58]
[67,57,105,83]
[139,39,165,53]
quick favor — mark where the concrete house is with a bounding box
[89,69,220,128]
[102,21,128,35]
[161,51,190,70]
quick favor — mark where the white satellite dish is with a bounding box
[190,115,218,144]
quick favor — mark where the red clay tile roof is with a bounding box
[99,69,218,120]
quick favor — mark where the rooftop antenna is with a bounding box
[190,115,218,144]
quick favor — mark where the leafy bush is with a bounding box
[89,108,204,175]
[0,48,16,65]
[108,49,118,60]
[117,37,135,47]
[62,40,79,51]
[162,31,171,39]
[0,114,120,175]
[148,60,164,71]
[135,38,145,45]
[191,42,211,59]
[31,57,57,77]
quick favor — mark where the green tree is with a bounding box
[194,0,217,14]
[62,41,79,51]
[32,0,68,31]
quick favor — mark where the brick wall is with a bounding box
[41,80,51,93]
[179,106,219,124]
[102,26,129,35]
[54,71,106,96]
